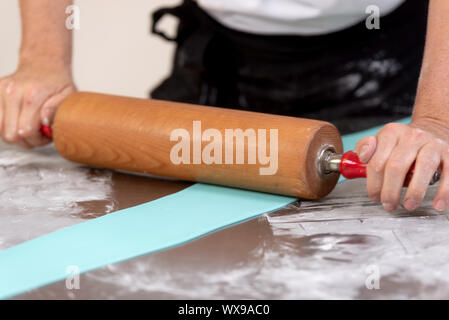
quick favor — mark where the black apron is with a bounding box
[150,0,428,134]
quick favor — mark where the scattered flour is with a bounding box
[0,142,114,250]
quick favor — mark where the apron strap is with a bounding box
[152,7,181,41]
[151,0,197,42]
[151,1,216,70]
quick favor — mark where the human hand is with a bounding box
[355,118,449,212]
[0,60,76,148]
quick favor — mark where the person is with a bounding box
[0,0,448,214]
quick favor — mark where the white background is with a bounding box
[0,0,181,98]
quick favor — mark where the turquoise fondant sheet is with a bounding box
[0,118,410,299]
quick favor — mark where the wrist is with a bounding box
[18,53,72,72]
[411,115,449,142]
[19,46,72,70]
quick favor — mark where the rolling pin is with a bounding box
[40,92,440,199]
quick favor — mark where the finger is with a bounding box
[433,148,449,212]
[18,86,52,147]
[355,136,377,163]
[2,81,31,148]
[0,80,7,135]
[40,86,73,126]
[403,142,442,211]
[366,126,400,203]
[381,139,426,212]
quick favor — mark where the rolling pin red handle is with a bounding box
[325,150,440,186]
[339,151,367,179]
[41,124,53,139]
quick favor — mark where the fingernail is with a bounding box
[26,125,32,132]
[42,118,50,126]
[404,199,418,211]
[5,82,13,95]
[18,129,24,136]
[359,145,369,161]
[435,200,447,212]
[383,203,395,212]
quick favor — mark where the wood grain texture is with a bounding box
[53,92,343,199]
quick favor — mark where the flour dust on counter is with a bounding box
[0,142,115,250]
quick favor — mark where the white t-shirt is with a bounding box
[197,0,406,35]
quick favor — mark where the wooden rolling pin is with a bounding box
[41,92,344,199]
[42,92,440,199]
[41,92,441,199]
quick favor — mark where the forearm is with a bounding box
[18,0,73,68]
[413,0,449,127]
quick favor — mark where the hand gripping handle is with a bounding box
[340,151,440,187]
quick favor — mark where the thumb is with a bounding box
[40,87,74,126]
[354,135,377,163]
